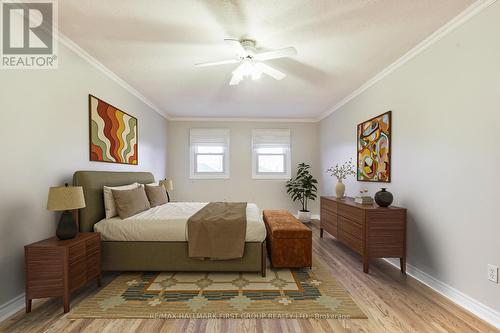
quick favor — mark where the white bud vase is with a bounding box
[335,180,345,199]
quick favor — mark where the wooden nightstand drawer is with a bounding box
[25,232,102,314]
[26,248,62,262]
[69,242,85,263]
[27,261,63,281]
[69,258,86,291]
[86,252,100,279]
[86,237,100,255]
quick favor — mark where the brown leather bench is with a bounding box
[263,210,312,268]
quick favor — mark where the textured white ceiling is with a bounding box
[59,0,474,119]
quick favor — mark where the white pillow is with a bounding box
[146,182,159,186]
[103,182,139,219]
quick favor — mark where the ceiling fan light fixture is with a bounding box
[198,38,295,86]
[251,70,262,81]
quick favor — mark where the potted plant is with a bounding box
[286,163,318,223]
[326,158,356,199]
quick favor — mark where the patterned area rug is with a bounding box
[69,260,366,319]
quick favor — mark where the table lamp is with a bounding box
[159,179,173,202]
[47,183,86,240]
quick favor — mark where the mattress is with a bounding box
[94,202,267,242]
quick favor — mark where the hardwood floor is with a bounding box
[1,222,497,333]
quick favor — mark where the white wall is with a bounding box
[168,121,320,215]
[319,1,500,314]
[0,44,168,307]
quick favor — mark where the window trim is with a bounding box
[189,129,230,179]
[252,129,291,180]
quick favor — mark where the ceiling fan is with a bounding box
[195,39,297,85]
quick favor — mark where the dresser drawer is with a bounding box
[321,209,337,228]
[321,198,337,214]
[321,209,338,238]
[339,228,363,254]
[338,204,364,223]
[338,216,363,240]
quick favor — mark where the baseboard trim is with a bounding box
[384,258,500,329]
[0,293,25,323]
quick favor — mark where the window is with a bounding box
[252,129,291,179]
[190,128,230,179]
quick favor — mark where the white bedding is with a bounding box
[94,202,266,242]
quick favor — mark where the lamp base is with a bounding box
[56,211,77,240]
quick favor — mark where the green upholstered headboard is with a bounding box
[73,171,155,232]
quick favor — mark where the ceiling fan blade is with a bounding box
[224,38,246,57]
[255,63,286,80]
[195,59,240,67]
[254,47,297,61]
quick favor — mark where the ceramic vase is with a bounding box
[297,211,311,223]
[374,188,393,207]
[335,180,345,199]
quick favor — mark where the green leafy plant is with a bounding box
[286,163,318,212]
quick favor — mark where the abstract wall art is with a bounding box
[357,111,391,182]
[89,95,138,165]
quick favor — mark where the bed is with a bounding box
[73,171,267,276]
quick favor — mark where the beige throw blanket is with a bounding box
[187,202,247,260]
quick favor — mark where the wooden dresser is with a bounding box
[25,232,101,313]
[320,196,406,274]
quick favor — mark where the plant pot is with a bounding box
[374,188,393,207]
[297,210,311,223]
[335,181,345,199]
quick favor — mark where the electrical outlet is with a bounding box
[488,265,498,283]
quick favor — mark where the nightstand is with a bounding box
[24,232,101,313]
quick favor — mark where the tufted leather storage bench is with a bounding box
[263,210,312,268]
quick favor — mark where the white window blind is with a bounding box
[252,129,291,179]
[190,128,230,179]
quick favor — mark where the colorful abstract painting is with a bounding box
[357,111,391,182]
[89,95,138,165]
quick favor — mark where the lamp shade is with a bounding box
[47,186,86,211]
[159,179,173,191]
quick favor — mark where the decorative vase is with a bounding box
[374,188,393,207]
[297,210,311,223]
[56,210,77,240]
[335,180,345,199]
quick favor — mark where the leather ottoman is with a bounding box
[263,210,312,268]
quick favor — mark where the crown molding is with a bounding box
[317,0,498,121]
[168,117,318,123]
[57,33,170,119]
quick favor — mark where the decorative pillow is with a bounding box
[111,186,151,219]
[145,185,168,207]
[103,183,139,219]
